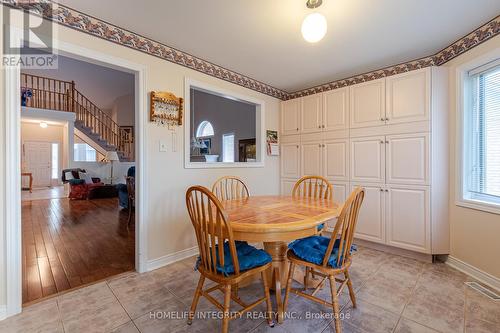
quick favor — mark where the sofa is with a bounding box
[62,168,104,200]
[117,166,135,208]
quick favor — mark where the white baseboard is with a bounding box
[146,246,199,271]
[0,305,6,321]
[446,256,500,292]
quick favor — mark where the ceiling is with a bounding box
[57,0,500,93]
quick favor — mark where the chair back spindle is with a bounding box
[186,186,240,277]
[292,175,333,200]
[322,187,365,269]
[212,176,250,201]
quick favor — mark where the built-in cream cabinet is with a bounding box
[323,88,349,131]
[281,99,300,135]
[350,78,386,128]
[280,67,448,255]
[386,68,430,124]
[301,94,323,133]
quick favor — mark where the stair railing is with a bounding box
[21,73,134,160]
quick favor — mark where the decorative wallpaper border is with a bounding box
[3,0,289,100]
[2,1,500,101]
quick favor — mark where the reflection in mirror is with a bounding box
[189,88,257,163]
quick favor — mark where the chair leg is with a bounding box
[188,275,205,325]
[261,271,275,327]
[283,262,295,313]
[222,284,232,333]
[344,269,357,308]
[328,275,342,333]
[304,267,310,290]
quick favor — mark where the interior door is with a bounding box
[281,142,300,178]
[352,184,385,243]
[301,94,323,133]
[323,88,349,131]
[281,98,300,135]
[350,78,386,128]
[323,139,348,181]
[24,141,52,187]
[386,133,429,185]
[301,141,322,176]
[350,136,385,183]
[386,185,430,253]
[386,68,430,124]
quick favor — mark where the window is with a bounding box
[222,133,235,162]
[461,61,500,212]
[51,143,59,179]
[196,120,214,137]
[74,143,97,162]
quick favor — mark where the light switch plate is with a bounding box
[159,140,168,152]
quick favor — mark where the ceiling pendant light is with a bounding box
[39,122,48,128]
[302,0,327,43]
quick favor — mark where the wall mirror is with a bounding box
[184,78,264,168]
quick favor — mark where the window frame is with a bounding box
[184,77,265,169]
[456,51,500,215]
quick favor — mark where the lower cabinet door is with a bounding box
[331,182,349,203]
[281,179,298,196]
[386,185,430,253]
[301,141,322,176]
[352,183,385,244]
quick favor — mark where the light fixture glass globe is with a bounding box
[301,12,327,43]
[39,122,48,128]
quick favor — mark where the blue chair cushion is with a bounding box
[317,223,324,231]
[195,241,272,276]
[288,236,357,268]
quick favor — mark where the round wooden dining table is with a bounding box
[220,195,342,323]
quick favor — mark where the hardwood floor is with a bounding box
[22,197,135,304]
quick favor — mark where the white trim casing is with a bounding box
[146,246,199,271]
[455,47,500,215]
[184,77,266,169]
[446,256,500,292]
[2,26,149,320]
[0,305,6,321]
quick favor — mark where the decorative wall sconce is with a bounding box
[150,91,184,126]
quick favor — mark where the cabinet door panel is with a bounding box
[350,136,385,183]
[350,79,385,128]
[281,99,300,135]
[324,182,349,232]
[301,141,322,176]
[301,94,323,133]
[386,133,429,185]
[323,88,348,131]
[281,143,300,178]
[281,179,298,196]
[353,184,385,243]
[386,69,430,124]
[386,186,430,253]
[324,139,348,181]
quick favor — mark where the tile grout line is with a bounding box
[105,280,137,331]
[54,295,66,333]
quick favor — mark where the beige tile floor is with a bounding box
[1,246,499,333]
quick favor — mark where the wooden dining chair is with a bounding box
[283,187,365,333]
[292,175,333,200]
[212,176,250,201]
[185,186,274,333]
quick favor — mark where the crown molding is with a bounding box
[3,1,499,101]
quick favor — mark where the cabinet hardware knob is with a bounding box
[385,189,389,192]
[318,125,321,128]
[319,144,321,147]
[322,125,325,128]
[380,188,384,192]
[385,118,389,121]
[385,140,389,144]
[380,118,384,121]
[380,140,384,144]
[296,128,299,131]
[296,145,299,148]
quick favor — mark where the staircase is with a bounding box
[20,73,134,161]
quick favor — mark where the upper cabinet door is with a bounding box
[281,142,300,178]
[350,78,386,128]
[281,99,300,136]
[323,139,349,181]
[301,141,322,176]
[301,94,323,133]
[323,88,349,131]
[350,136,385,183]
[386,68,430,124]
[386,185,430,253]
[386,133,429,185]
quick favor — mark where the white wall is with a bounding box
[445,34,500,278]
[0,11,281,314]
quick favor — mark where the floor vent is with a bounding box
[465,282,500,300]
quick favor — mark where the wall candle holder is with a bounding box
[150,91,184,126]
